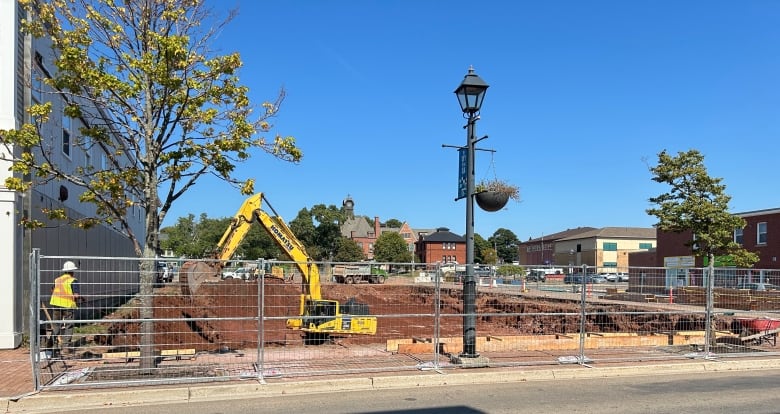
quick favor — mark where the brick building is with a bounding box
[415,227,466,265]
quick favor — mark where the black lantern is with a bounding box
[454,66,489,114]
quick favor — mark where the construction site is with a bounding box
[32,266,780,392]
[94,276,758,354]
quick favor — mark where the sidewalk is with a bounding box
[4,354,780,414]
[0,348,34,400]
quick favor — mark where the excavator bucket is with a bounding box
[179,261,222,296]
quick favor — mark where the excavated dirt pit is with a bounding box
[96,277,739,352]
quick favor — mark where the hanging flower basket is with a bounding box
[474,178,520,212]
[475,191,510,212]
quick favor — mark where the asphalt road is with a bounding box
[67,369,780,414]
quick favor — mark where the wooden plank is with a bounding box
[740,327,780,342]
[160,348,196,356]
[102,351,140,359]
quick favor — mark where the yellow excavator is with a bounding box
[179,193,377,341]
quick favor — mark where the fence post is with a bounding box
[29,249,41,391]
[256,258,266,383]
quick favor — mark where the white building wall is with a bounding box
[0,0,24,349]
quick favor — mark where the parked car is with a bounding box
[155,262,172,285]
[526,269,547,282]
[564,274,585,284]
[590,274,608,284]
[604,273,629,282]
[222,267,256,280]
[737,282,777,291]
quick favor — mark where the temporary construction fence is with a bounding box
[31,252,780,391]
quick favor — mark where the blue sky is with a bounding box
[163,1,780,242]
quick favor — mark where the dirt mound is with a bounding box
[100,280,721,352]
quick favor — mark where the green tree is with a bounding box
[310,204,346,226]
[488,228,520,264]
[374,232,412,263]
[289,208,316,247]
[333,237,365,262]
[384,219,403,228]
[647,149,758,348]
[161,213,282,262]
[2,0,302,370]
[474,233,489,264]
[4,0,301,258]
[314,222,342,261]
[481,246,498,265]
[647,149,758,268]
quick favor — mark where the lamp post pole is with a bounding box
[454,66,489,359]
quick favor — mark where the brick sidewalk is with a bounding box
[0,348,34,399]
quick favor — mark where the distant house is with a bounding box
[415,227,466,265]
[339,196,427,261]
[518,227,656,273]
[340,196,380,259]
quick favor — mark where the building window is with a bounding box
[603,262,617,267]
[757,222,767,245]
[62,116,71,158]
[734,228,743,245]
[83,135,92,169]
[639,243,652,250]
[603,242,617,251]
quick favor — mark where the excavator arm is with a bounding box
[250,194,321,300]
[179,192,376,339]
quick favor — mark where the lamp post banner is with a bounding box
[457,148,468,200]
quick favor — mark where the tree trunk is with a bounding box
[705,253,716,353]
[139,250,156,372]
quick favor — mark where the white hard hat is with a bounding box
[62,261,78,272]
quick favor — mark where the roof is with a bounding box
[558,227,656,241]
[735,208,780,218]
[341,217,374,238]
[524,227,597,243]
[420,227,465,243]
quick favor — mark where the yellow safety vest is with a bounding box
[50,274,77,309]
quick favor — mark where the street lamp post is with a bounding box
[454,66,489,359]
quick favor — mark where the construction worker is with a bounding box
[49,260,81,356]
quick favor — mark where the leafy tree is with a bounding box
[289,208,316,247]
[647,149,758,348]
[242,223,284,261]
[310,204,345,226]
[488,228,520,264]
[384,219,403,228]
[474,233,489,264]
[160,213,281,262]
[4,0,301,258]
[374,232,412,263]
[647,149,758,268]
[161,214,199,257]
[333,237,365,262]
[481,246,498,265]
[2,0,302,370]
[314,221,342,261]
[497,264,524,278]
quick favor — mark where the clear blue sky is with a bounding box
[163,1,780,242]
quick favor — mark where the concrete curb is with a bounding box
[5,359,780,413]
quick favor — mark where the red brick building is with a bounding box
[415,227,466,265]
[634,207,780,269]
